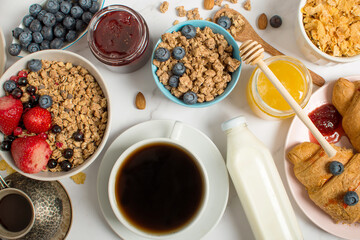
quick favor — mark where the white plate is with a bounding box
[12,0,105,58]
[284,76,360,240]
[97,119,229,240]
[0,27,6,76]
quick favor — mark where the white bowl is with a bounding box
[12,0,105,58]
[0,27,6,76]
[296,0,360,65]
[0,50,111,181]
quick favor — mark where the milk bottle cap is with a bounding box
[221,116,247,132]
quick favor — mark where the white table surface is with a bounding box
[1,0,359,239]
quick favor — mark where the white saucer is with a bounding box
[0,26,6,77]
[96,120,229,240]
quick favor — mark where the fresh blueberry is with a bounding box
[63,148,74,159]
[75,19,87,32]
[45,0,60,13]
[50,38,64,49]
[29,4,43,17]
[39,95,53,108]
[22,27,32,34]
[8,44,22,56]
[55,11,65,22]
[52,125,62,133]
[37,10,48,22]
[42,12,56,27]
[23,101,34,109]
[40,40,51,50]
[60,160,72,171]
[217,16,232,29]
[29,94,40,104]
[344,191,359,206]
[23,15,35,27]
[19,32,33,46]
[41,26,54,41]
[183,91,198,104]
[172,62,186,76]
[26,85,37,95]
[181,25,196,39]
[270,15,282,28]
[154,47,170,62]
[172,46,186,60]
[11,88,23,99]
[29,19,42,33]
[28,59,42,72]
[0,141,11,151]
[63,16,76,29]
[3,80,17,93]
[168,75,179,88]
[82,11,93,24]
[60,1,72,14]
[47,159,58,169]
[27,43,40,53]
[54,24,66,38]
[79,0,92,10]
[18,77,28,86]
[70,6,84,19]
[32,31,44,44]
[12,27,24,39]
[65,30,77,42]
[329,161,344,175]
[89,1,100,13]
[73,131,84,141]
[5,135,16,143]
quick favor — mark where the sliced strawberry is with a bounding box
[11,135,52,174]
[0,96,23,135]
[23,106,52,134]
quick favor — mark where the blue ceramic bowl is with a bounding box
[151,20,242,108]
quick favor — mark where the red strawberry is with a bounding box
[23,106,52,134]
[0,96,23,135]
[11,135,52,173]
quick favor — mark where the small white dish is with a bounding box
[284,76,360,240]
[12,0,105,58]
[97,119,229,240]
[0,27,6,76]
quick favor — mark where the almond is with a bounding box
[135,92,146,110]
[258,13,268,30]
[204,0,214,10]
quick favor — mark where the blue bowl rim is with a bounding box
[151,20,242,108]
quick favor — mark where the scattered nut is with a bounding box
[258,13,268,30]
[204,0,215,10]
[135,92,146,110]
[160,1,169,13]
[243,0,251,11]
[70,172,86,184]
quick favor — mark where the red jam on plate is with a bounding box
[88,5,151,73]
[308,103,344,144]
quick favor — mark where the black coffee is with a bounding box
[115,142,204,235]
[0,193,33,232]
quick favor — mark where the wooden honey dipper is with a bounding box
[240,40,337,158]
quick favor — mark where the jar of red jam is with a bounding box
[87,5,151,73]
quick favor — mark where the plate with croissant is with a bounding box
[284,76,360,240]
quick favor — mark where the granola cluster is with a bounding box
[302,0,360,57]
[19,60,108,172]
[160,1,169,13]
[153,27,241,103]
[219,11,245,36]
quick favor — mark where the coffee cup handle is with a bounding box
[169,121,183,141]
[0,175,10,190]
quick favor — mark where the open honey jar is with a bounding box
[246,55,313,120]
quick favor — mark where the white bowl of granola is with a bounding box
[151,20,242,107]
[296,0,360,65]
[0,50,110,181]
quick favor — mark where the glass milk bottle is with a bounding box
[221,116,302,240]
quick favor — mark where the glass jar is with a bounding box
[246,55,312,120]
[87,5,151,73]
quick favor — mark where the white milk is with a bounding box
[222,116,302,240]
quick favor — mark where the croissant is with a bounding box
[287,142,360,223]
[332,78,360,152]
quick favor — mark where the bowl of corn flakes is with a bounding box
[296,0,360,65]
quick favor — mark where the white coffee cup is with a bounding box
[108,122,209,239]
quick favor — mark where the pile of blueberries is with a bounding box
[154,25,199,105]
[8,0,101,56]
